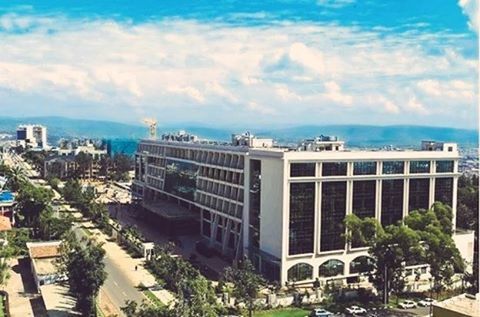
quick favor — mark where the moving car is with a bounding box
[345,305,367,315]
[399,300,417,309]
[418,298,436,306]
[308,308,334,317]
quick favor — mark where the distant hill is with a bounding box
[0,116,477,148]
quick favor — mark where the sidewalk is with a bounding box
[83,221,176,306]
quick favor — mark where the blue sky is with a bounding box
[0,0,477,129]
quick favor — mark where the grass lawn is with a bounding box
[0,294,5,317]
[143,290,165,307]
[253,308,310,317]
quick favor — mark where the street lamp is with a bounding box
[429,277,434,317]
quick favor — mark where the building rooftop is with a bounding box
[27,241,62,259]
[433,293,479,317]
[0,190,14,203]
[0,215,12,231]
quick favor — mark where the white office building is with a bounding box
[133,132,473,287]
[16,124,48,149]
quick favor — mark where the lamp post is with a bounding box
[429,277,434,317]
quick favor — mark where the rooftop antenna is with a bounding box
[143,118,157,139]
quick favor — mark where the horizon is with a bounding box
[0,0,478,129]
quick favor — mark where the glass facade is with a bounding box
[164,159,198,201]
[290,163,316,177]
[382,161,405,174]
[249,160,261,249]
[287,263,313,281]
[410,161,431,174]
[322,162,347,176]
[353,162,377,175]
[381,179,404,226]
[435,177,453,206]
[436,160,454,173]
[321,182,347,252]
[319,259,344,277]
[352,181,376,247]
[409,178,430,212]
[289,182,315,255]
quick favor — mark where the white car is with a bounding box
[308,308,334,317]
[345,305,367,315]
[399,300,417,309]
[418,298,436,306]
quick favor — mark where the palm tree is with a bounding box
[6,166,26,192]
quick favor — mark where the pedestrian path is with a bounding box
[83,222,176,306]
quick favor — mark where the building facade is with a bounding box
[16,125,48,149]
[133,132,467,286]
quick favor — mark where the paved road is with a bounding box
[74,227,145,317]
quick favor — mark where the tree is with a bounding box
[5,166,27,192]
[16,183,54,234]
[222,258,265,317]
[345,202,465,303]
[62,179,83,203]
[112,153,133,181]
[60,238,107,316]
[38,210,73,241]
[122,300,174,317]
[75,152,93,179]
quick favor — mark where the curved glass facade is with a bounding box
[319,259,344,277]
[287,263,313,281]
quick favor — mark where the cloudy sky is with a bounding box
[0,0,478,129]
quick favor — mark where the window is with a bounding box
[322,162,347,176]
[382,161,404,174]
[352,181,376,247]
[410,161,430,174]
[381,179,404,226]
[436,160,454,173]
[350,256,374,274]
[319,259,344,277]
[290,163,316,177]
[289,183,315,255]
[202,221,211,237]
[287,263,313,281]
[409,178,430,212]
[435,177,453,206]
[249,160,261,248]
[353,162,377,175]
[321,182,346,251]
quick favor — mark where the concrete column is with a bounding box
[429,177,435,208]
[452,176,458,231]
[403,179,409,218]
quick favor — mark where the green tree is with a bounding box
[38,210,73,241]
[60,238,107,316]
[122,300,174,317]
[222,258,265,317]
[62,179,83,202]
[16,183,54,234]
[75,152,93,179]
[112,153,133,181]
[5,165,27,192]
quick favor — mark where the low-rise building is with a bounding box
[0,190,15,225]
[26,241,79,316]
[432,293,479,317]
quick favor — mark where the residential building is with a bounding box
[133,132,472,286]
[16,125,48,149]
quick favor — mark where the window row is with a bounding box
[198,166,244,185]
[146,165,165,178]
[195,192,243,218]
[289,160,454,177]
[288,178,454,255]
[197,179,244,202]
[287,256,374,282]
[138,144,165,156]
[146,176,164,190]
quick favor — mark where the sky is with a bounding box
[0,0,478,129]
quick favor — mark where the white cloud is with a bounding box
[458,0,479,33]
[317,0,356,9]
[0,13,476,127]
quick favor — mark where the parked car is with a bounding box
[345,305,367,315]
[399,300,417,309]
[308,308,334,317]
[418,298,436,306]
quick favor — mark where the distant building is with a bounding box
[16,124,48,149]
[432,293,479,317]
[43,155,78,180]
[133,132,471,287]
[55,139,107,160]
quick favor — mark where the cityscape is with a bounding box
[0,1,478,317]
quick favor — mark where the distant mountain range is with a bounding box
[0,116,477,148]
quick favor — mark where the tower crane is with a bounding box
[143,118,158,139]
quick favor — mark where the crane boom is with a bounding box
[143,118,157,139]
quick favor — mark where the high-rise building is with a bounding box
[16,124,48,149]
[133,131,473,287]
